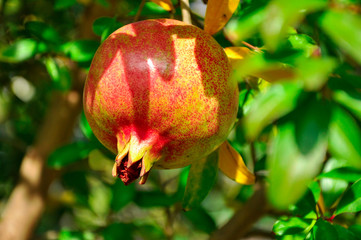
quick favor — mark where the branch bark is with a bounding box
[210,183,269,240]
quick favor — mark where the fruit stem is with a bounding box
[180,0,192,24]
[134,0,146,22]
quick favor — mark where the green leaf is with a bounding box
[224,8,266,44]
[134,224,167,240]
[319,10,361,65]
[134,190,178,208]
[61,40,99,63]
[48,141,99,169]
[290,188,317,219]
[334,224,358,240]
[182,150,219,211]
[43,57,72,91]
[111,180,135,211]
[183,207,217,233]
[25,21,62,44]
[273,217,314,236]
[267,98,330,209]
[261,0,327,50]
[288,34,318,57]
[80,111,96,140]
[320,158,349,208]
[312,219,338,240]
[1,39,47,62]
[318,167,361,182]
[59,229,95,240]
[54,0,77,10]
[335,178,361,215]
[62,171,89,205]
[88,178,111,217]
[333,89,361,121]
[244,82,304,141]
[92,17,116,36]
[102,223,134,240]
[296,57,336,91]
[349,225,361,239]
[328,105,361,168]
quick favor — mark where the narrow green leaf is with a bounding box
[244,82,304,141]
[183,207,217,233]
[80,111,96,140]
[328,105,361,168]
[273,217,313,236]
[25,21,62,44]
[1,39,46,62]
[333,89,361,121]
[312,219,338,240]
[182,150,219,211]
[55,0,77,10]
[43,57,71,91]
[318,167,361,182]
[335,178,361,215]
[59,230,95,240]
[111,180,135,211]
[61,40,99,63]
[48,141,99,169]
[319,10,361,65]
[267,99,330,209]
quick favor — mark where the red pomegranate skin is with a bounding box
[83,19,238,185]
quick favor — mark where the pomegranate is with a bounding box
[83,19,238,185]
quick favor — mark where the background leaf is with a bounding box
[335,178,361,215]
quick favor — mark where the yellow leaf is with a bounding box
[204,0,240,35]
[150,0,174,12]
[218,141,255,185]
[224,46,295,82]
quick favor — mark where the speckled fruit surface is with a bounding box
[83,19,238,185]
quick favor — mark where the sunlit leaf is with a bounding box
[43,57,72,91]
[267,99,330,209]
[261,0,327,50]
[149,0,174,12]
[48,141,99,169]
[335,178,361,215]
[59,229,95,240]
[25,21,62,44]
[319,10,361,65]
[290,188,317,219]
[61,40,99,63]
[333,89,361,121]
[273,216,313,236]
[218,141,255,185]
[1,39,47,62]
[244,82,304,141]
[328,105,361,168]
[318,167,361,182]
[204,0,240,35]
[182,150,218,210]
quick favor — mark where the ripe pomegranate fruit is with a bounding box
[83,19,238,185]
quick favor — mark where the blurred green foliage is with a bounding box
[1,0,361,239]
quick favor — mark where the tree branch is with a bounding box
[210,183,269,240]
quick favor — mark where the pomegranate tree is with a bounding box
[83,19,238,185]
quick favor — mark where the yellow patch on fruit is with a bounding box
[204,0,240,35]
[218,141,255,185]
[150,0,174,12]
